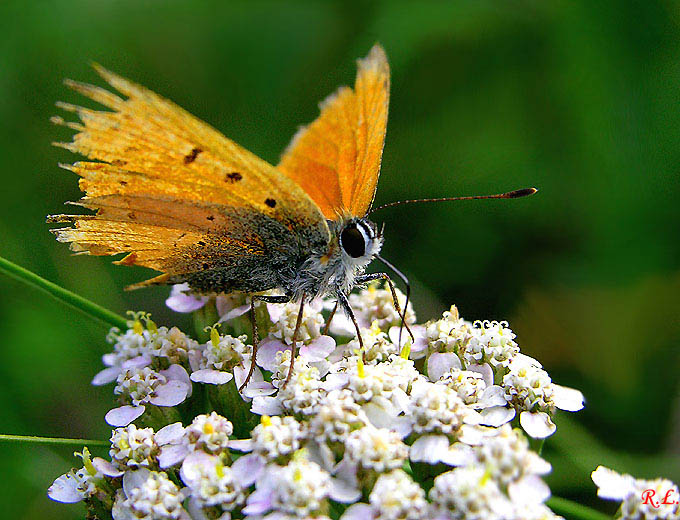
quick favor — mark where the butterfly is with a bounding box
[48,45,405,384]
[48,44,534,386]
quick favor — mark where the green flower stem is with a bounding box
[0,256,127,330]
[0,433,108,448]
[548,496,610,520]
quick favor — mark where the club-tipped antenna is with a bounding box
[369,187,538,214]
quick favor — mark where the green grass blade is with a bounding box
[0,433,108,448]
[0,256,127,330]
[548,496,610,520]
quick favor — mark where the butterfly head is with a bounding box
[338,217,383,267]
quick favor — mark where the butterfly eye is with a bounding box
[340,223,367,258]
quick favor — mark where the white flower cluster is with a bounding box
[49,284,588,519]
[592,466,680,519]
[423,307,584,438]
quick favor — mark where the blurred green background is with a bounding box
[1,0,679,518]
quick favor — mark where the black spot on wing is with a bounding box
[183,147,202,164]
[225,172,243,183]
[265,198,276,208]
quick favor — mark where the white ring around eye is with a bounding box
[355,220,372,246]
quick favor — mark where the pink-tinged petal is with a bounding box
[330,476,362,503]
[228,439,253,452]
[410,435,451,464]
[166,284,208,313]
[333,458,358,480]
[159,443,190,469]
[389,325,428,355]
[256,337,289,371]
[242,500,270,516]
[324,372,349,390]
[186,496,211,520]
[92,367,121,386]
[340,503,375,520]
[234,366,268,399]
[161,364,192,388]
[188,349,204,372]
[592,466,636,499]
[92,457,124,477]
[150,380,190,407]
[48,474,83,503]
[156,422,185,445]
[306,440,335,471]
[332,459,362,501]
[427,352,462,381]
[307,297,325,313]
[190,369,233,385]
[520,411,556,438]
[479,385,507,408]
[300,335,336,361]
[243,484,273,515]
[105,405,145,427]
[508,475,551,505]
[479,406,515,427]
[233,365,252,392]
[251,396,283,415]
[123,468,151,496]
[265,303,285,324]
[181,451,215,485]
[217,302,250,322]
[231,453,264,487]
[242,381,277,398]
[467,363,494,386]
[327,343,348,364]
[102,353,117,366]
[552,384,585,411]
[233,365,245,389]
[122,355,152,370]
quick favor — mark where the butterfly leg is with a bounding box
[336,290,365,351]
[355,272,415,345]
[322,301,339,336]
[282,296,306,388]
[239,293,291,392]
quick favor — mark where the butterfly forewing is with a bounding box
[49,65,329,286]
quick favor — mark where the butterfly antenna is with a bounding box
[375,254,411,348]
[369,187,538,214]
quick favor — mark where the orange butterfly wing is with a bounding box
[49,65,328,285]
[277,44,390,219]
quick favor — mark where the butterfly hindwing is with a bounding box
[277,44,390,219]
